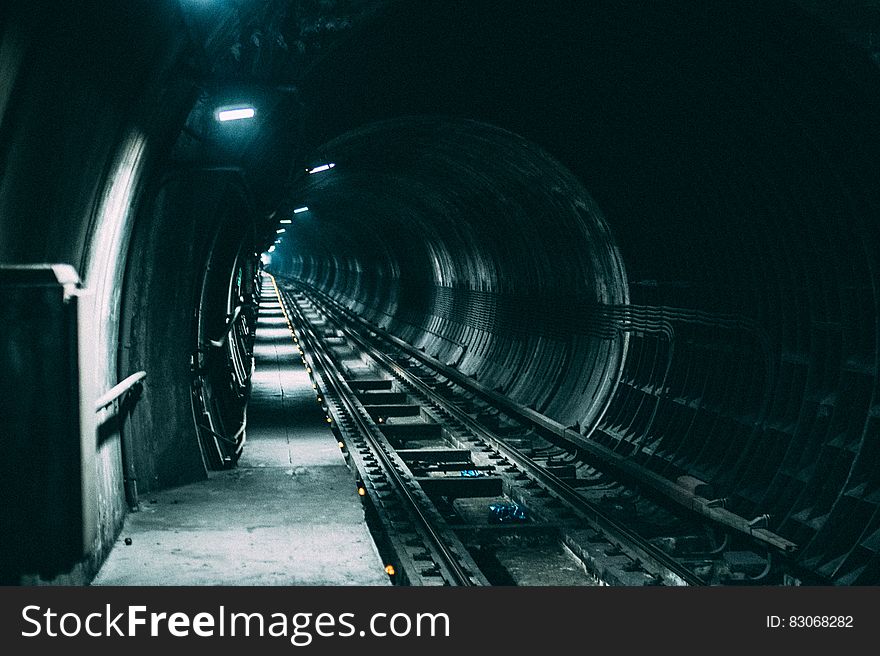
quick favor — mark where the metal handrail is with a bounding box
[94,371,147,412]
[208,305,243,348]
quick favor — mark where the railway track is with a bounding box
[269,273,788,586]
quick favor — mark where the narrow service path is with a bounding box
[93,276,388,585]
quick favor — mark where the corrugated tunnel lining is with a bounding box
[275,117,630,435]
[266,0,880,583]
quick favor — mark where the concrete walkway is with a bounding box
[93,277,388,585]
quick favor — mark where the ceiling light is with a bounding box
[293,206,309,213]
[216,106,256,122]
[307,163,335,174]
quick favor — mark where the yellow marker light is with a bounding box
[326,417,332,424]
[307,367,312,373]
[338,441,345,449]
[385,564,396,576]
[358,486,367,496]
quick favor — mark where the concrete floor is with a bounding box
[92,281,389,585]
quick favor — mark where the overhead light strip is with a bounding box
[216,106,256,122]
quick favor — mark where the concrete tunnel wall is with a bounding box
[0,1,254,583]
[0,0,878,584]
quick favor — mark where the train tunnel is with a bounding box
[1,0,879,586]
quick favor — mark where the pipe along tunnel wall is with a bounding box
[1,0,879,583]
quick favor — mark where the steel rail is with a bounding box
[278,287,478,586]
[297,279,797,555]
[299,287,706,585]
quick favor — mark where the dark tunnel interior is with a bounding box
[1,0,880,585]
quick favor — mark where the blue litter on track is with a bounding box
[488,501,527,523]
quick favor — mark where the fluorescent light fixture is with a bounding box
[293,206,309,213]
[279,219,292,224]
[276,228,286,233]
[216,106,256,122]
[268,245,276,253]
[307,163,335,174]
